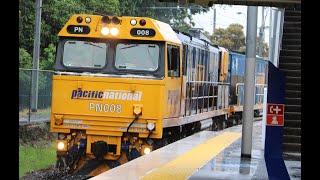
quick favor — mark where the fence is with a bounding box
[19,68,54,123]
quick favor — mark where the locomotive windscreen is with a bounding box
[55,38,165,78]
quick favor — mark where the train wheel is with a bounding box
[218,118,224,130]
[181,126,187,138]
[238,114,243,125]
[212,119,218,131]
[226,119,233,128]
[162,136,169,146]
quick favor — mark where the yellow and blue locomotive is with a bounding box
[50,14,268,176]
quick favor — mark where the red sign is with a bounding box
[267,115,284,126]
[267,104,284,115]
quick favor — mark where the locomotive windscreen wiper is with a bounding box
[84,41,103,48]
[120,44,139,50]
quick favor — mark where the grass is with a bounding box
[19,108,51,118]
[19,142,56,178]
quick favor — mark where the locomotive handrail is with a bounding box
[185,80,229,115]
[187,81,230,85]
[235,83,267,96]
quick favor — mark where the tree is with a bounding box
[19,48,33,69]
[19,0,119,70]
[119,0,204,33]
[209,23,245,51]
[238,36,269,58]
[40,43,56,70]
[19,0,203,70]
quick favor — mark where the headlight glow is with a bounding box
[101,27,109,35]
[144,147,151,154]
[110,27,119,36]
[58,142,65,150]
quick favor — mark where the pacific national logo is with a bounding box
[71,89,142,101]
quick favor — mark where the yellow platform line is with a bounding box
[141,132,241,180]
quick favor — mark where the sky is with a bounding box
[192,5,271,45]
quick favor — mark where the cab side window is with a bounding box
[167,45,180,77]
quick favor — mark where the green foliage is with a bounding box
[19,48,33,69]
[119,0,143,16]
[19,142,56,178]
[119,0,201,33]
[20,0,205,70]
[238,37,269,57]
[211,23,245,51]
[19,0,36,54]
[40,44,56,70]
[81,0,120,16]
[19,0,119,70]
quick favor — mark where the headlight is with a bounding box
[110,27,119,36]
[101,27,109,35]
[147,122,155,131]
[142,145,153,155]
[144,147,151,154]
[58,142,64,150]
[56,140,67,151]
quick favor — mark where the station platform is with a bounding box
[90,120,301,180]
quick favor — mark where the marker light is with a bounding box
[102,16,111,24]
[110,27,119,36]
[85,17,91,23]
[147,122,155,131]
[111,16,120,24]
[58,142,65,150]
[58,133,66,140]
[144,147,151,154]
[101,27,110,35]
[76,16,83,23]
[130,19,137,26]
[139,19,146,26]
